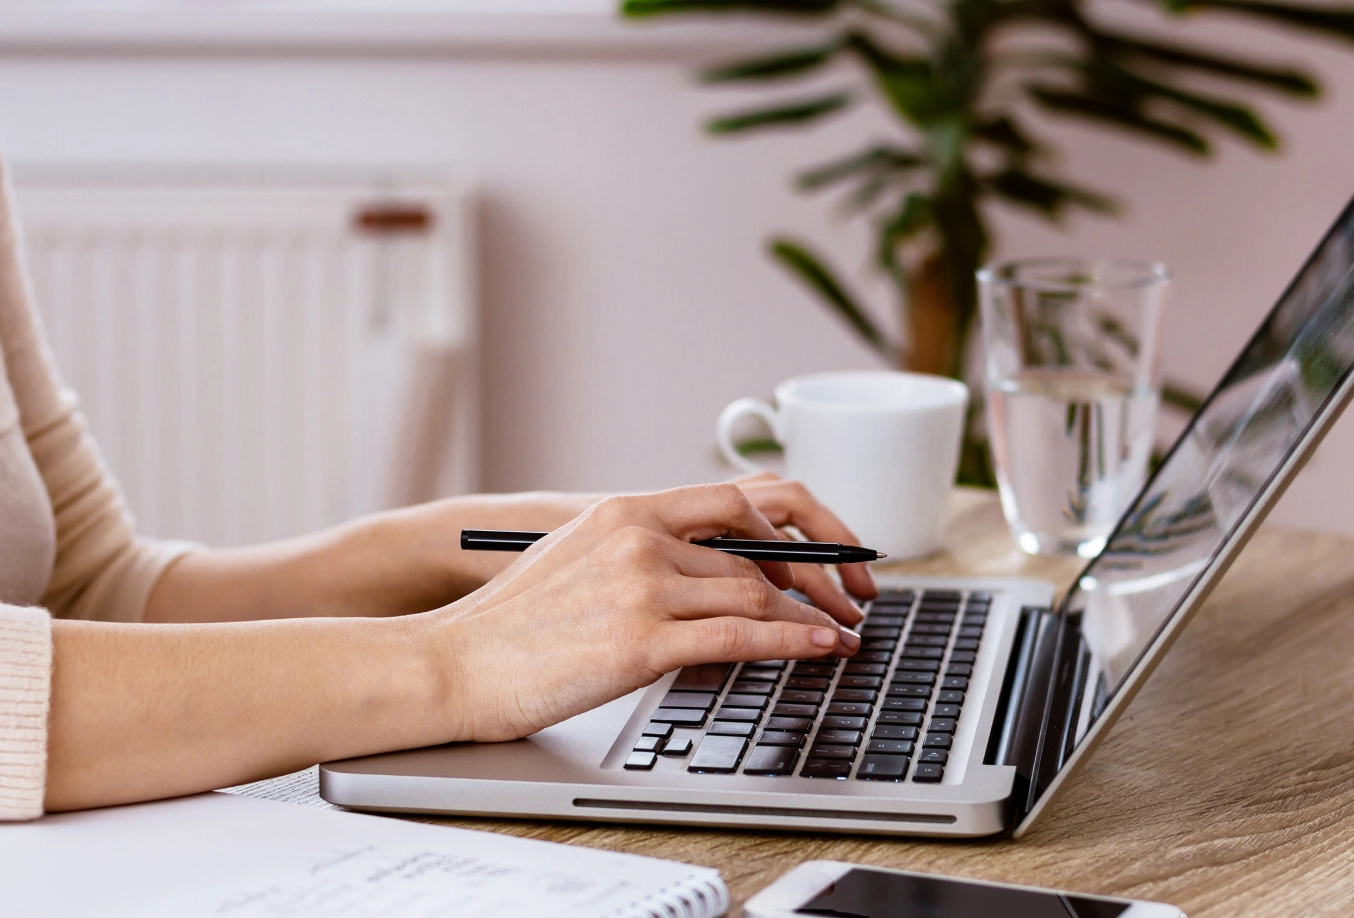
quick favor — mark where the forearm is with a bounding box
[44,614,451,811]
[144,491,602,624]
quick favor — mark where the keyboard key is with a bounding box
[832,689,878,703]
[881,697,927,712]
[958,627,984,639]
[887,684,931,699]
[729,681,776,696]
[877,711,923,726]
[901,646,944,659]
[672,663,734,693]
[791,663,837,677]
[924,589,961,601]
[910,623,952,634]
[868,739,915,755]
[854,651,893,664]
[970,591,992,602]
[758,730,808,746]
[660,692,716,710]
[642,722,674,738]
[844,663,887,676]
[837,675,883,690]
[744,744,799,776]
[913,612,956,624]
[928,718,957,733]
[786,677,830,691]
[896,658,940,672]
[772,703,819,718]
[817,730,863,746]
[807,744,856,760]
[625,751,657,770]
[857,754,910,780]
[892,671,936,685]
[689,735,748,773]
[946,664,973,677]
[932,704,961,718]
[962,613,987,624]
[907,635,949,647]
[820,715,867,731]
[953,639,980,651]
[714,707,762,723]
[938,690,966,704]
[661,738,694,756]
[748,659,788,669]
[737,667,783,682]
[708,721,756,737]
[826,701,873,717]
[918,749,949,764]
[942,676,970,691]
[923,733,953,749]
[723,694,769,709]
[912,763,944,782]
[866,615,905,627]
[860,639,897,652]
[766,716,813,732]
[872,725,918,741]
[948,651,976,664]
[860,627,902,639]
[781,690,826,705]
[634,735,666,753]
[801,759,852,779]
[652,708,706,726]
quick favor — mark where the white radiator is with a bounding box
[15,165,478,547]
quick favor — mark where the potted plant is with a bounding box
[622,0,1354,483]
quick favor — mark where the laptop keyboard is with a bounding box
[622,588,991,782]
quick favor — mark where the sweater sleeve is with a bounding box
[0,164,193,623]
[0,604,51,820]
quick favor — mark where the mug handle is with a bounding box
[717,397,782,475]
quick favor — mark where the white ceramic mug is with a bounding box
[716,371,969,560]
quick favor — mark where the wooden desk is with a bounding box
[262,490,1354,915]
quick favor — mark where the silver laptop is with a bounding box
[321,196,1354,838]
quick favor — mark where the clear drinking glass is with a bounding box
[977,258,1169,557]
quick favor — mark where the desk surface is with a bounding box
[264,490,1354,916]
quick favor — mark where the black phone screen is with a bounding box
[794,869,1131,918]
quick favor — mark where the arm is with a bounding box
[144,475,877,626]
[47,484,860,812]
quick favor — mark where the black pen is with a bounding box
[460,529,886,564]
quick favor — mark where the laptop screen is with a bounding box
[1057,198,1354,764]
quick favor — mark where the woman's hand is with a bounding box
[426,483,862,743]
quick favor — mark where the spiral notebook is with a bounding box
[3,792,728,918]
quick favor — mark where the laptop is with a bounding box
[320,194,1354,838]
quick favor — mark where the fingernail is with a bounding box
[810,628,838,649]
[838,626,861,652]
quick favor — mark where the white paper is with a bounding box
[1,792,726,918]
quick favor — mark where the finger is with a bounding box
[652,617,856,673]
[642,484,794,589]
[789,562,864,626]
[665,538,771,582]
[743,480,878,599]
[665,577,853,636]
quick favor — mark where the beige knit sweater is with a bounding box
[0,165,188,820]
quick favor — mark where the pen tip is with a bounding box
[875,551,888,559]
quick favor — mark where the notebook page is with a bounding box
[3,792,727,918]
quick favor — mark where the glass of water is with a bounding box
[977,258,1169,557]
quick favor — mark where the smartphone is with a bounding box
[745,861,1185,918]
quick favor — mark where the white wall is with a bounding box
[0,10,1351,531]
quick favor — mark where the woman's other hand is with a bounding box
[427,483,861,743]
[731,471,877,627]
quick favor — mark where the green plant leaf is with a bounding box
[876,192,933,279]
[986,168,1119,217]
[1179,1,1354,40]
[1028,86,1212,154]
[843,32,946,125]
[622,0,839,17]
[702,40,845,82]
[1102,35,1318,96]
[1115,67,1280,148]
[770,238,896,358]
[796,145,923,190]
[971,116,1039,154]
[706,93,854,133]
